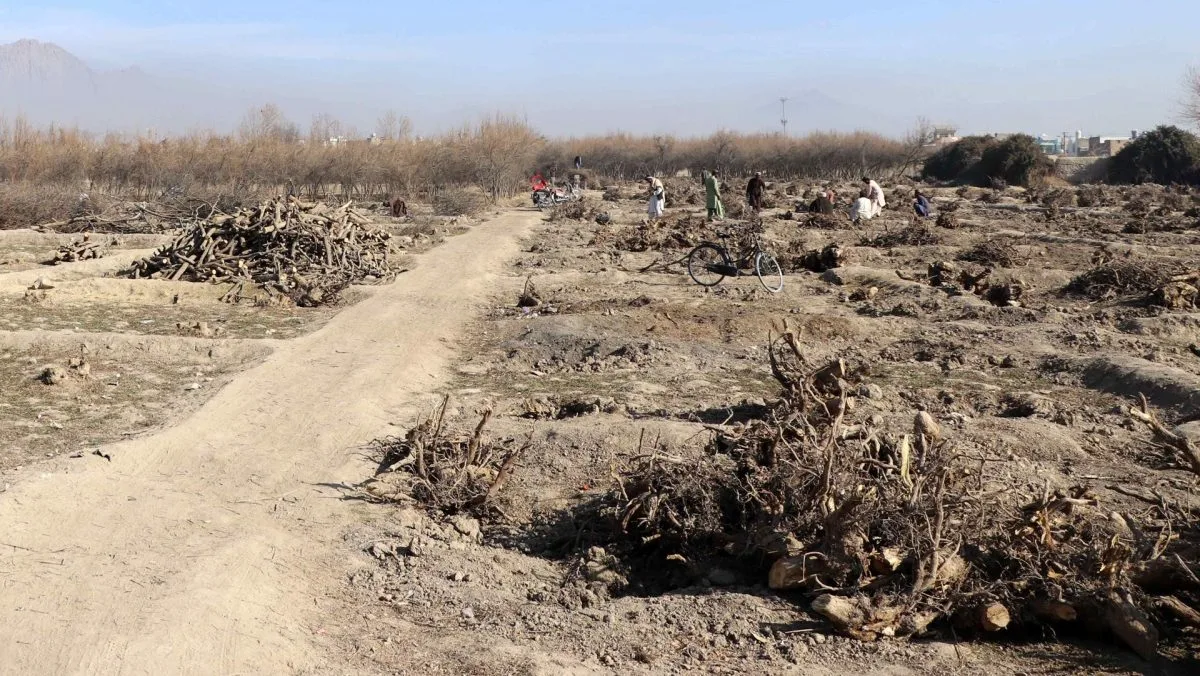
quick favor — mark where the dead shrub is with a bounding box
[960,240,1026,268]
[433,189,487,217]
[0,183,84,229]
[1067,259,1178,301]
[364,397,528,515]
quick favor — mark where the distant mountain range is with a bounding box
[0,39,241,133]
[0,39,921,138]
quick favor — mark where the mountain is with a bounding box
[0,39,96,90]
[0,39,181,131]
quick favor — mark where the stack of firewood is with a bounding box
[127,197,396,306]
[47,236,105,265]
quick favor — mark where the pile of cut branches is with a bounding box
[364,396,529,515]
[959,240,1026,268]
[126,196,396,306]
[1066,257,1179,302]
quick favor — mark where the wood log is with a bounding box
[1104,592,1159,660]
[1154,595,1200,628]
[1030,599,1078,623]
[978,603,1011,631]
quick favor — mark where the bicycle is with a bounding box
[686,222,784,293]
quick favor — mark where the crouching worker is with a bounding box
[913,190,931,218]
[851,189,875,223]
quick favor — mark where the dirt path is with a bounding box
[0,211,540,675]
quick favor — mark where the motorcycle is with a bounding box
[532,183,582,210]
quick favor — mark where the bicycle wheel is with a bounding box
[755,252,784,293]
[687,243,729,287]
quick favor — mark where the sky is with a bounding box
[1,1,1199,138]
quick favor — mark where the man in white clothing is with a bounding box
[850,188,875,223]
[862,176,886,217]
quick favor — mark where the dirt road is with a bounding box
[0,211,540,675]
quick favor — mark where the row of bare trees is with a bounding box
[0,105,927,202]
[538,128,924,182]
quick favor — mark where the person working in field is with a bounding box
[863,176,886,217]
[913,190,932,218]
[808,189,835,215]
[703,169,725,221]
[746,172,767,212]
[850,188,875,223]
[645,176,666,221]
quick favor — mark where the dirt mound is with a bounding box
[589,214,708,252]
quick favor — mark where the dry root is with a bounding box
[365,396,529,514]
[585,322,1195,653]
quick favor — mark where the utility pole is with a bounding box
[780,97,789,136]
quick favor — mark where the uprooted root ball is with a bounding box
[363,396,529,515]
[576,323,1193,652]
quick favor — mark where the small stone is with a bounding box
[185,382,201,391]
[461,606,475,620]
[858,383,884,400]
[706,568,737,587]
[448,514,481,539]
[812,633,827,644]
[452,572,465,582]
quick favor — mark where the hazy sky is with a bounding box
[1,1,1198,138]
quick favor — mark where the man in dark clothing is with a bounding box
[574,155,582,170]
[746,172,767,211]
[913,190,932,218]
[808,191,835,214]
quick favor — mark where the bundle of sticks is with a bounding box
[127,197,397,306]
[47,236,105,265]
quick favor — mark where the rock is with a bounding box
[820,268,849,285]
[706,568,737,587]
[858,384,884,400]
[39,366,68,385]
[395,507,427,530]
[185,382,202,391]
[914,411,941,442]
[448,514,481,540]
[811,597,868,633]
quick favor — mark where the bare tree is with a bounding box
[896,116,937,177]
[376,110,413,141]
[1186,67,1200,128]
[470,115,543,201]
[309,113,344,145]
[237,104,299,143]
